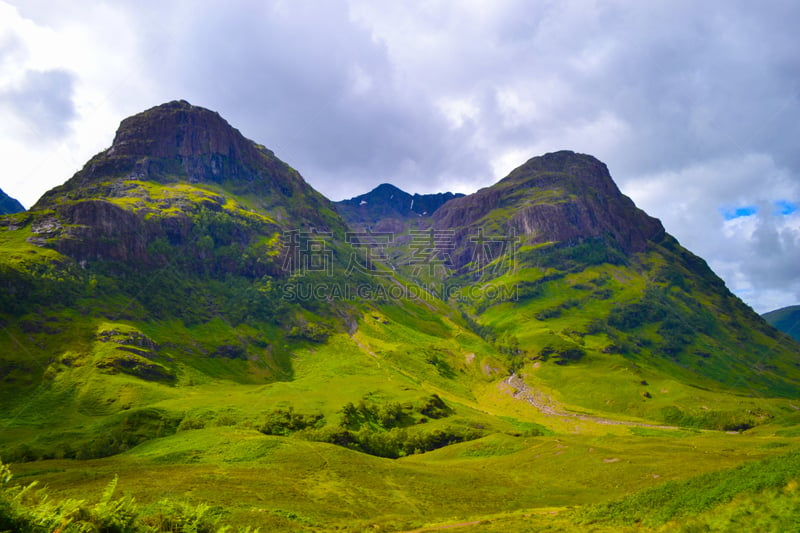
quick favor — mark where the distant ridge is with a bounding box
[0,187,24,215]
[335,183,463,226]
[763,305,800,342]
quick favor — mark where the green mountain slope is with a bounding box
[1,103,800,531]
[763,305,800,342]
[428,151,800,424]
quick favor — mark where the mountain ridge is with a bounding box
[3,101,796,399]
[334,183,464,235]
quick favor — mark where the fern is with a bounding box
[0,461,12,485]
[99,474,119,507]
[90,474,139,532]
[0,461,255,532]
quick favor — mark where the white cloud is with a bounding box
[622,154,800,312]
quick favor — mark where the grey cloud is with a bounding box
[117,0,491,200]
[0,68,77,141]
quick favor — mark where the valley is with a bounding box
[1,101,798,531]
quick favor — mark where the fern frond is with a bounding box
[99,474,119,506]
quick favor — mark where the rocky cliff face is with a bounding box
[36,101,272,195]
[433,151,665,270]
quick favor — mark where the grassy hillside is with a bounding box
[460,237,800,426]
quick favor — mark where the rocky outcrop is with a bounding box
[35,101,266,192]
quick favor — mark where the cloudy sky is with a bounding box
[1,0,798,313]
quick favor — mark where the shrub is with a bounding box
[259,408,324,436]
[539,340,586,365]
[178,417,207,431]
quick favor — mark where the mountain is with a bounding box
[334,183,463,230]
[433,150,664,271]
[2,103,800,530]
[763,305,800,342]
[429,151,800,409]
[0,187,24,215]
[0,100,362,389]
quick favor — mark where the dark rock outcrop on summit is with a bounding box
[433,151,666,270]
[0,188,24,215]
[36,101,269,194]
[33,100,336,228]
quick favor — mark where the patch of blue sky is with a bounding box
[774,200,797,216]
[721,205,758,220]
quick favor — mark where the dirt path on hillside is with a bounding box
[504,374,681,430]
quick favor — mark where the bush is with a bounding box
[305,425,484,459]
[287,322,331,342]
[533,238,628,271]
[261,396,468,459]
[659,405,758,430]
[539,340,586,365]
[259,408,324,436]
[178,417,207,431]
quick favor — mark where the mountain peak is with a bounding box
[108,100,251,162]
[433,151,665,269]
[28,101,343,262]
[518,149,595,167]
[32,101,310,210]
[501,150,621,196]
[371,183,405,194]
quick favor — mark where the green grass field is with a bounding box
[3,313,799,531]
